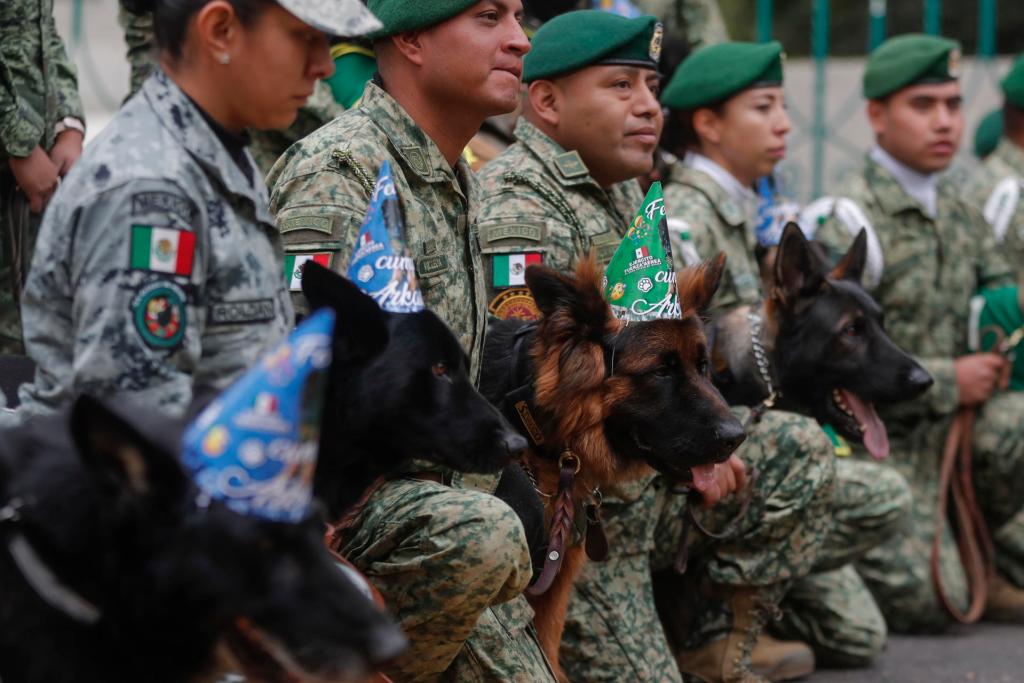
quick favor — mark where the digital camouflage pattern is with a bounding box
[339,477,556,682]
[269,80,488,378]
[116,2,345,179]
[1,0,84,354]
[812,155,1024,632]
[963,137,1024,281]
[661,157,906,664]
[269,80,551,681]
[476,122,835,678]
[634,0,728,51]
[475,118,641,320]
[12,70,291,421]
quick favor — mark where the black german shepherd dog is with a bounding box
[300,261,528,522]
[0,396,407,683]
[710,223,933,458]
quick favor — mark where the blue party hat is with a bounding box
[181,309,335,522]
[347,161,425,313]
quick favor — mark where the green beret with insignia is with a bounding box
[974,108,1004,159]
[660,41,784,110]
[1001,55,1024,108]
[523,10,663,83]
[863,33,960,100]
[367,0,478,38]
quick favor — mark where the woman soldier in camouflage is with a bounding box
[7,0,379,421]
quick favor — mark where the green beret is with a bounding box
[863,34,961,100]
[974,108,1004,159]
[1001,55,1024,108]
[367,0,477,39]
[523,11,663,83]
[660,41,784,110]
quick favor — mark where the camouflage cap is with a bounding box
[277,0,381,37]
[974,108,1003,158]
[661,40,784,110]
[863,33,960,100]
[367,0,479,38]
[524,10,662,83]
[1001,55,1024,108]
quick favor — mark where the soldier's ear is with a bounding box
[527,80,561,127]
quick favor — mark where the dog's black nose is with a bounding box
[502,431,529,457]
[715,418,747,458]
[906,366,934,394]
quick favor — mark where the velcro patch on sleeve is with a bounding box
[130,281,188,350]
[130,225,196,276]
[284,253,332,291]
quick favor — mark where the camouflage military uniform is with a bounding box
[964,137,1024,281]
[13,70,291,420]
[811,154,1024,633]
[268,82,554,682]
[635,0,728,50]
[116,2,344,179]
[0,0,83,354]
[474,121,835,679]
[663,157,909,665]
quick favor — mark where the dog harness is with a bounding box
[0,496,101,624]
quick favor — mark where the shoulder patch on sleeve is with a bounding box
[131,192,198,225]
[283,253,332,291]
[131,281,187,350]
[667,218,702,267]
[479,221,546,245]
[279,214,337,235]
[130,225,196,276]
[983,177,1021,245]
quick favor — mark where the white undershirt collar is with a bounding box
[684,152,757,215]
[870,145,938,218]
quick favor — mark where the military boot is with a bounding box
[749,634,814,681]
[676,585,813,683]
[984,573,1024,623]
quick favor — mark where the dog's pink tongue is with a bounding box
[840,389,890,460]
[690,463,718,494]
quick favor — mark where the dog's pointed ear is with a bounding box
[526,256,608,338]
[301,261,389,361]
[773,223,824,306]
[678,252,726,316]
[70,395,187,504]
[829,228,867,283]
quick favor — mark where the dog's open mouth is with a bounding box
[831,389,889,460]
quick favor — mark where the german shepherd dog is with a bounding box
[0,395,407,683]
[710,223,933,458]
[299,261,528,522]
[481,254,746,672]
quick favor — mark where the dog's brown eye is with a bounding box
[842,323,859,337]
[432,362,448,378]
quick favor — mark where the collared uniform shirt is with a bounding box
[268,80,488,381]
[813,155,1013,430]
[475,118,642,320]
[16,70,292,419]
[964,137,1024,281]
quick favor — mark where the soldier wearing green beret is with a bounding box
[267,3,557,681]
[965,57,1024,280]
[805,33,1024,633]
[476,18,831,682]
[657,39,913,675]
[973,108,1003,160]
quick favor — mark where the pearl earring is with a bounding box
[218,53,230,65]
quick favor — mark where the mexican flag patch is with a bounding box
[130,225,195,276]
[284,253,331,291]
[493,253,542,288]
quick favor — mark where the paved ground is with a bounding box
[814,624,1024,683]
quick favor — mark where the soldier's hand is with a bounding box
[8,146,60,213]
[955,353,1007,406]
[49,129,84,177]
[699,454,748,509]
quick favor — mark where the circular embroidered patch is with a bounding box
[488,288,541,321]
[132,283,187,349]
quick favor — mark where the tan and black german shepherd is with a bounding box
[481,253,745,674]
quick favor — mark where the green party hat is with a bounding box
[603,182,680,320]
